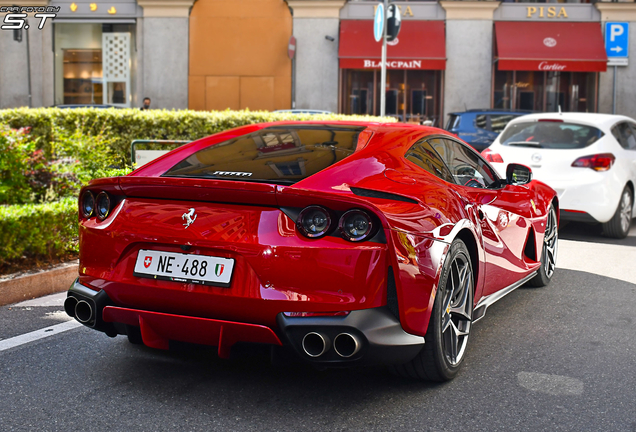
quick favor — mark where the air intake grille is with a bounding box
[386,267,399,320]
[350,187,418,204]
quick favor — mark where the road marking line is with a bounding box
[0,320,83,352]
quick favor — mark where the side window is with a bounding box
[489,115,515,134]
[613,122,636,150]
[626,123,636,150]
[405,140,454,183]
[611,124,623,146]
[475,114,488,131]
[429,138,498,188]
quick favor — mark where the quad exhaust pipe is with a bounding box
[63,296,78,318]
[75,300,94,324]
[302,332,330,357]
[64,296,95,324]
[301,332,361,358]
[333,333,361,358]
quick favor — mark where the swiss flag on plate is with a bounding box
[143,256,152,268]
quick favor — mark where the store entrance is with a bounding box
[341,69,443,126]
[54,23,135,107]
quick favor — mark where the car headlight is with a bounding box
[80,191,95,218]
[297,206,332,238]
[339,209,374,242]
[96,192,111,220]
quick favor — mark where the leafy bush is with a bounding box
[49,125,131,195]
[0,108,395,164]
[0,126,34,204]
[0,197,78,265]
[0,123,131,205]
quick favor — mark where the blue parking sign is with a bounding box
[605,22,629,66]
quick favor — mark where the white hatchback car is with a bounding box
[482,113,636,238]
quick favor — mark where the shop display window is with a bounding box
[54,23,135,107]
[62,49,103,105]
[342,69,442,125]
[493,70,597,113]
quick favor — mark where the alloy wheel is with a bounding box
[440,255,472,366]
[620,190,632,235]
[542,207,558,279]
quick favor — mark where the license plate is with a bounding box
[133,250,235,287]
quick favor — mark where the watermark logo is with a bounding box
[1,6,60,30]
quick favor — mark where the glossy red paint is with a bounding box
[76,121,558,352]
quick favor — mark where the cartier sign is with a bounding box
[538,62,566,71]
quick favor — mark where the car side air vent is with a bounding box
[523,227,537,262]
[350,187,418,204]
[386,267,400,320]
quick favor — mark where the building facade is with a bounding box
[0,0,194,109]
[1,0,635,123]
[290,0,636,124]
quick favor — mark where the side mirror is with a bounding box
[506,163,532,185]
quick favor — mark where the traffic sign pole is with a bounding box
[613,66,617,115]
[604,22,629,114]
[380,0,388,117]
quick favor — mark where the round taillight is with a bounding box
[339,209,373,242]
[297,206,331,238]
[95,192,111,220]
[80,191,95,218]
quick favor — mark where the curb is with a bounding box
[0,262,78,307]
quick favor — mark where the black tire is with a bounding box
[602,186,633,239]
[527,204,558,288]
[126,325,143,345]
[391,239,473,381]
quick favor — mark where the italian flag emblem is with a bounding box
[215,264,225,277]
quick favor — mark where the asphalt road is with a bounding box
[1,222,635,432]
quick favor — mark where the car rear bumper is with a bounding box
[549,176,621,223]
[65,279,425,366]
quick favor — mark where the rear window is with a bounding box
[163,125,365,184]
[499,121,604,149]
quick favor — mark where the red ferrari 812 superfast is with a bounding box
[65,121,558,381]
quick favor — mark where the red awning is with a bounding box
[339,20,446,70]
[495,22,607,72]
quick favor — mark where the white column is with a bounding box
[287,0,345,112]
[440,1,501,120]
[137,0,195,109]
[596,3,636,119]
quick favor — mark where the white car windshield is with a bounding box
[500,121,604,149]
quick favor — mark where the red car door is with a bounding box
[433,138,536,298]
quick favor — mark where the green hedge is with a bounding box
[0,108,394,164]
[0,197,77,263]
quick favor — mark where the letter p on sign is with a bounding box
[611,24,624,41]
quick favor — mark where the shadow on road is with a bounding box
[559,220,636,247]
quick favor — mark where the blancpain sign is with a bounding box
[363,59,422,69]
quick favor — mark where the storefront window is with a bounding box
[493,70,597,113]
[493,71,513,110]
[345,70,374,115]
[342,69,442,125]
[54,23,135,107]
[62,49,103,105]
